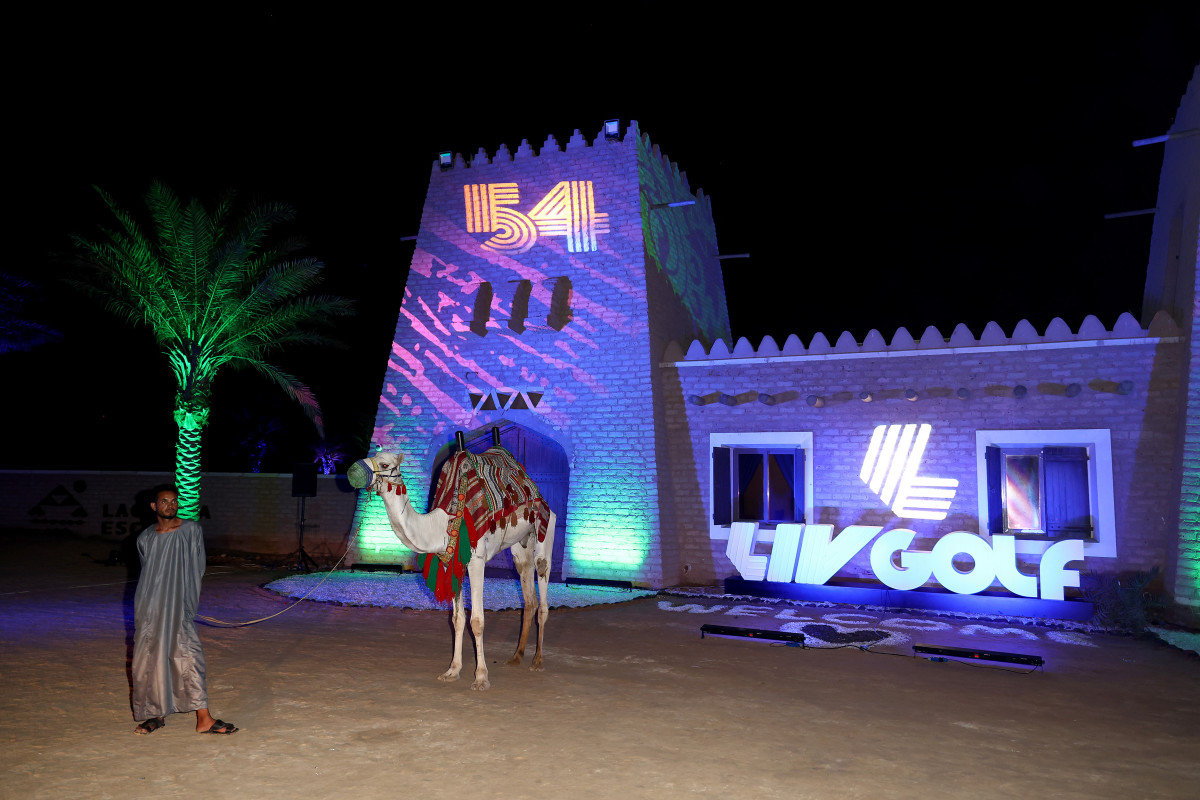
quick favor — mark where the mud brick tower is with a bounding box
[350,121,730,587]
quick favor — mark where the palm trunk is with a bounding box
[173,409,206,520]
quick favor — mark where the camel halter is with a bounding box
[195,493,373,628]
[197,456,408,626]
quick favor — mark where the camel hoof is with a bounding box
[438,670,460,682]
[505,654,523,666]
[530,655,544,671]
[471,678,491,691]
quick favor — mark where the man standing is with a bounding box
[132,486,238,735]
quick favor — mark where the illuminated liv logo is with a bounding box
[860,424,958,520]
[464,181,610,254]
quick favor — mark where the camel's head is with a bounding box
[346,452,405,492]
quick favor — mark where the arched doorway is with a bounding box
[429,422,569,583]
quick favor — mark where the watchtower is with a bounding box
[350,121,730,587]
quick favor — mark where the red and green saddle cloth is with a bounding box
[418,446,550,602]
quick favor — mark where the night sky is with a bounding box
[7,8,1199,473]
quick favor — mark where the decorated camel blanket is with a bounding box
[419,446,550,601]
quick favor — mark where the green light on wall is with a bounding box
[1175,355,1200,604]
[566,528,649,569]
[352,493,414,565]
[565,480,652,571]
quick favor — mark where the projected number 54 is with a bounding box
[464,181,610,254]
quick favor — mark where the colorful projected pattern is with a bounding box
[860,424,959,520]
[635,132,729,345]
[360,185,642,568]
[358,128,731,583]
[464,181,610,253]
[1004,454,1042,531]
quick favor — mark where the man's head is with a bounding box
[151,486,179,521]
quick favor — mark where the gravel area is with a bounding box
[265,569,657,609]
[265,572,1200,655]
[1148,626,1200,655]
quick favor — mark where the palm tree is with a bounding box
[69,181,353,519]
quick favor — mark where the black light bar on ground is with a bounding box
[913,643,1044,667]
[700,624,806,645]
[563,577,635,590]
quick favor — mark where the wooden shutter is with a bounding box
[1043,446,1093,539]
[985,445,1003,534]
[794,448,806,523]
[712,446,731,525]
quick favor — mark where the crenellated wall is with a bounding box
[659,311,1186,595]
[669,311,1181,362]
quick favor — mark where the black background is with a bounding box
[7,7,1199,472]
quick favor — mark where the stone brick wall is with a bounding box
[660,313,1185,591]
[0,470,359,558]
[636,132,731,586]
[1175,239,1200,610]
[350,122,729,587]
[1143,65,1199,615]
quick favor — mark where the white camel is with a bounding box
[347,447,555,690]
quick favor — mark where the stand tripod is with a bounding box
[291,463,319,572]
[295,496,319,572]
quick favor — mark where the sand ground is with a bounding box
[1,530,1197,800]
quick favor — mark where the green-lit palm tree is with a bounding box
[70,181,353,519]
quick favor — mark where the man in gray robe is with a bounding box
[131,486,238,735]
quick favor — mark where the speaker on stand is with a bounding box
[292,463,319,572]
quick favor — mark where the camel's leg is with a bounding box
[467,555,490,690]
[507,537,537,666]
[531,511,555,671]
[438,587,466,682]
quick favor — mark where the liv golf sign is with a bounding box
[725,425,1085,601]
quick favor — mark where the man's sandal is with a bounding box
[135,717,165,735]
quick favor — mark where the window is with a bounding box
[710,433,813,536]
[975,430,1116,559]
[986,446,1092,539]
[714,449,805,525]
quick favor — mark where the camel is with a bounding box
[346,436,555,690]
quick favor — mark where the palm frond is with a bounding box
[236,258,326,309]
[67,237,184,343]
[219,294,354,353]
[209,260,328,342]
[181,197,213,319]
[208,189,237,235]
[145,181,185,270]
[241,359,325,436]
[228,202,296,273]
[85,187,192,334]
[93,186,154,255]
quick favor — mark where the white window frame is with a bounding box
[975,429,1116,558]
[709,431,814,542]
